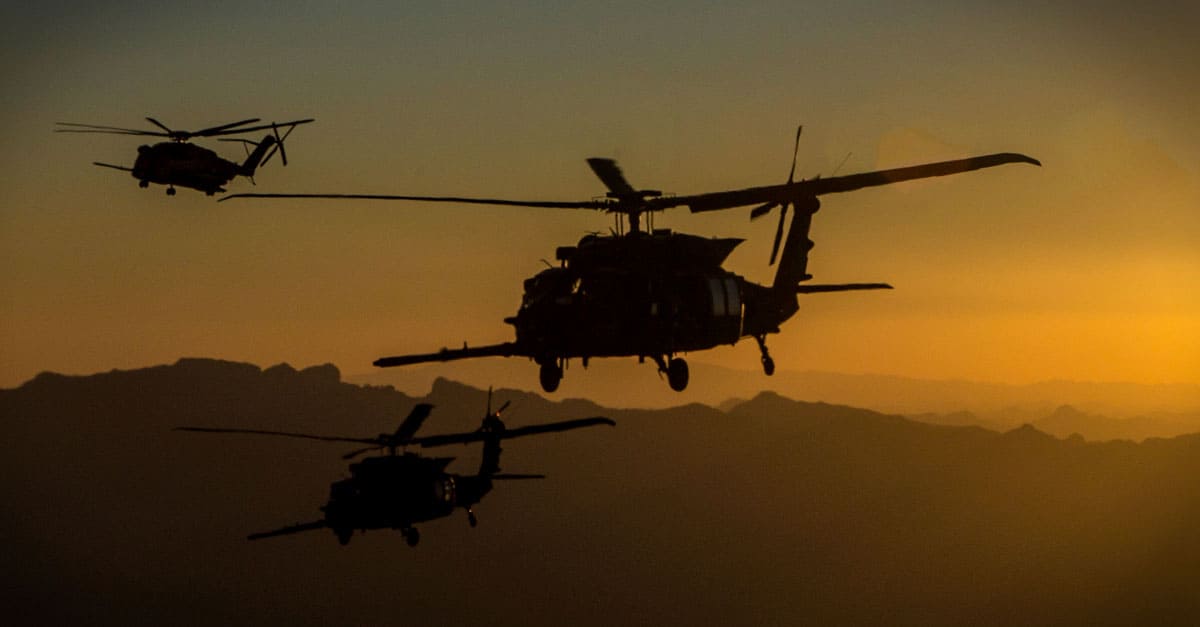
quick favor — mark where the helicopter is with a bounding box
[55,117,314,196]
[177,392,614,546]
[222,128,1040,393]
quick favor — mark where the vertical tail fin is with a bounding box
[239,135,277,177]
[479,436,502,477]
[772,196,820,290]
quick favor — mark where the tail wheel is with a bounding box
[666,358,689,392]
[403,527,420,547]
[335,528,352,546]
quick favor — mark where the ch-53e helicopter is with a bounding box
[224,128,1039,393]
[55,117,313,196]
[177,394,614,546]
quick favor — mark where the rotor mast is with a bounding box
[587,158,661,234]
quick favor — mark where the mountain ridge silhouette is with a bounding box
[3,357,1199,625]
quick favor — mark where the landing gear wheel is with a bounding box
[666,358,689,392]
[754,335,774,376]
[468,511,478,528]
[403,527,420,547]
[138,180,149,188]
[539,362,562,393]
[335,528,352,546]
[166,186,176,196]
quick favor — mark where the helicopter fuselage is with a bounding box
[319,453,492,545]
[508,230,795,359]
[511,267,745,356]
[131,142,243,195]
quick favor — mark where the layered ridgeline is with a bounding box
[4,359,1199,626]
[353,362,1200,440]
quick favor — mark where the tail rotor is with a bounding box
[260,121,299,167]
[750,125,803,265]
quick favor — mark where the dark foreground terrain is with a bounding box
[4,359,1198,626]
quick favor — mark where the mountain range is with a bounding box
[349,358,1200,414]
[4,358,1199,625]
[351,359,1200,440]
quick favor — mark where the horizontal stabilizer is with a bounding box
[247,520,326,540]
[374,342,523,368]
[796,283,893,294]
[93,161,133,172]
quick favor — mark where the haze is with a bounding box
[2,2,1198,400]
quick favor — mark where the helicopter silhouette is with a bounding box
[177,391,614,546]
[55,117,313,196]
[223,128,1039,392]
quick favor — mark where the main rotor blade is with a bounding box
[145,117,174,134]
[93,162,133,172]
[342,445,384,460]
[671,152,1041,213]
[174,426,376,445]
[787,125,802,184]
[394,403,435,441]
[199,118,315,138]
[374,342,525,368]
[586,158,636,194]
[55,122,163,135]
[415,416,615,448]
[192,118,261,136]
[247,520,327,541]
[796,283,894,293]
[221,193,609,211]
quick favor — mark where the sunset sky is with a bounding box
[2,1,1197,393]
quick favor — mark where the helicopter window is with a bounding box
[724,277,741,314]
[708,278,727,317]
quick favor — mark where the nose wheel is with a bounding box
[402,527,420,547]
[467,509,478,528]
[165,186,176,196]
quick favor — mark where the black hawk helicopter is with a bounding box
[223,128,1039,393]
[55,117,314,196]
[177,393,614,546]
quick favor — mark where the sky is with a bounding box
[1,1,1198,393]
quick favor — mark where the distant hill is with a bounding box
[1031,404,1200,441]
[4,359,1200,626]
[348,359,1200,418]
[906,404,1200,442]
